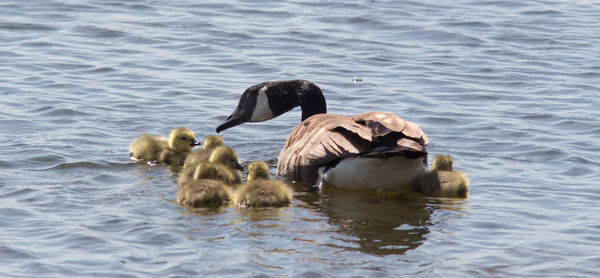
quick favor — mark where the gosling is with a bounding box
[158,127,201,166]
[178,145,243,187]
[129,127,200,165]
[129,134,168,162]
[182,135,225,170]
[233,161,293,208]
[413,154,469,198]
[177,163,232,207]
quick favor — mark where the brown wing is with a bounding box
[276,112,428,185]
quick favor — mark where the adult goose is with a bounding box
[216,80,429,191]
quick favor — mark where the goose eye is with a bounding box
[180,136,187,140]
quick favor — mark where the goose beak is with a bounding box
[216,112,246,133]
[190,140,201,147]
[234,162,244,171]
[217,89,255,133]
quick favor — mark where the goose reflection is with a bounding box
[295,187,433,255]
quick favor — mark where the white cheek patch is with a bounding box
[250,86,274,122]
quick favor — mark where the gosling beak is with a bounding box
[235,162,244,171]
[190,140,201,147]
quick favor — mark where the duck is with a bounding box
[177,163,233,207]
[216,80,429,191]
[178,145,244,187]
[129,127,200,164]
[182,135,225,170]
[232,161,293,208]
[412,154,469,198]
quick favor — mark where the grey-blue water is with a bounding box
[1,0,599,277]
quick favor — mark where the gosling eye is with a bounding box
[180,136,187,140]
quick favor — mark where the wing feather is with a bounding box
[277,112,428,185]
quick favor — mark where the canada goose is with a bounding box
[129,127,200,164]
[178,145,244,187]
[233,161,293,208]
[216,80,429,191]
[413,155,469,198]
[182,135,224,170]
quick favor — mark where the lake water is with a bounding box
[1,0,599,277]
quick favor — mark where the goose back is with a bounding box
[277,111,429,185]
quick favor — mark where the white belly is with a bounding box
[319,156,425,191]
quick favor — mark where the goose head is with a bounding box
[168,127,200,152]
[209,146,244,171]
[247,161,270,181]
[216,80,326,132]
[432,155,454,171]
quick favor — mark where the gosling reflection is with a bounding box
[295,187,431,255]
[234,206,290,222]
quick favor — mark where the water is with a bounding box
[1,0,599,277]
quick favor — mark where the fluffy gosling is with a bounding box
[178,145,243,187]
[182,135,225,170]
[129,127,200,165]
[158,127,201,166]
[177,163,234,207]
[233,161,293,208]
[129,134,168,162]
[413,154,469,198]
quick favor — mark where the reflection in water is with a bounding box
[179,205,228,217]
[233,207,290,223]
[296,187,432,256]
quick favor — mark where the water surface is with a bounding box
[1,0,599,277]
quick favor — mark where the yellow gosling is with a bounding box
[432,154,454,171]
[233,161,293,208]
[194,162,240,185]
[176,161,234,207]
[413,155,469,198]
[129,134,168,162]
[159,127,200,166]
[182,135,225,170]
[178,145,243,187]
[177,179,232,207]
[129,127,199,165]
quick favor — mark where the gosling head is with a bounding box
[203,135,224,150]
[432,154,454,171]
[193,163,220,180]
[209,146,244,171]
[247,161,270,181]
[168,127,200,152]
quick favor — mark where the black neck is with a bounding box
[267,80,327,121]
[299,81,327,121]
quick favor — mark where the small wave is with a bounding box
[444,21,493,28]
[72,25,128,39]
[0,22,57,31]
[319,15,390,28]
[0,188,36,198]
[87,67,116,74]
[0,246,37,261]
[19,41,67,48]
[38,160,133,172]
[521,9,562,16]
[26,106,89,119]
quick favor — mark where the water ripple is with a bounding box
[1,0,599,277]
